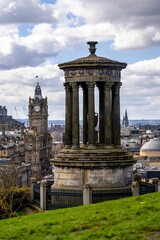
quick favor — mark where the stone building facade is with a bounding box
[24,83,52,179]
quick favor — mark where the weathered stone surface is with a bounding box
[51,148,135,189]
[51,148,134,168]
[53,159,133,189]
[51,42,135,203]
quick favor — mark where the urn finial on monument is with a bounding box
[87,41,98,55]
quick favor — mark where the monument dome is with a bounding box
[140,138,160,157]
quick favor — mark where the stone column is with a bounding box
[112,82,122,147]
[104,82,114,148]
[71,82,80,150]
[98,83,105,146]
[82,84,88,147]
[87,82,96,149]
[64,83,72,148]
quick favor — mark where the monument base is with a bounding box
[50,147,135,206]
[51,147,135,188]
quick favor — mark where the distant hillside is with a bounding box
[17,119,160,128]
[0,192,160,240]
[129,119,160,126]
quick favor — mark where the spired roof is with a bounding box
[140,138,160,152]
[34,82,43,99]
[58,41,127,69]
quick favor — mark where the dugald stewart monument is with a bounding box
[51,41,135,204]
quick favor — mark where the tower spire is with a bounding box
[34,82,43,99]
[124,109,129,127]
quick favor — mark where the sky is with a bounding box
[0,0,160,120]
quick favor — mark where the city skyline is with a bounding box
[0,0,160,120]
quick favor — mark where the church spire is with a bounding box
[124,109,129,127]
[34,82,43,99]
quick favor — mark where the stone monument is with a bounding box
[51,42,135,205]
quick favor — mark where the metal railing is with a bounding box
[46,188,83,210]
[139,182,155,195]
[33,183,40,207]
[92,187,132,203]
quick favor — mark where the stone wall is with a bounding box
[53,165,133,189]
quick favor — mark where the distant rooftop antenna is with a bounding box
[15,107,19,119]
[23,106,27,117]
[23,106,29,127]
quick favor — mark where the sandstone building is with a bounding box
[24,83,52,179]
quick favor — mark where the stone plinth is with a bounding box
[51,147,134,190]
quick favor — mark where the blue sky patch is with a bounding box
[18,24,33,37]
[41,0,57,4]
[67,12,85,27]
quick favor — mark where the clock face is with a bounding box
[34,105,40,112]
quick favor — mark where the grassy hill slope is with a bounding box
[0,192,160,240]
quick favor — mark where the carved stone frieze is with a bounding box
[108,69,112,75]
[71,70,76,75]
[88,69,94,75]
[99,69,103,75]
[79,70,84,75]
[65,71,69,77]
[64,69,120,79]
[116,70,120,77]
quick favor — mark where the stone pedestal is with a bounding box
[53,149,134,187]
[51,147,135,205]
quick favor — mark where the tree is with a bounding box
[0,165,19,188]
[0,165,30,218]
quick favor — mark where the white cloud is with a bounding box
[53,0,160,50]
[0,0,56,24]
[20,24,64,55]
[0,62,64,119]
[0,0,160,69]
[0,24,64,69]
[112,26,159,50]
[121,57,160,119]
[0,0,160,120]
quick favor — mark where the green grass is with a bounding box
[1,192,160,240]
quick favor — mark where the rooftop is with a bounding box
[140,138,160,152]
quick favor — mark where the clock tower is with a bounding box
[29,82,48,134]
[24,82,52,179]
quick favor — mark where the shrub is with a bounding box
[0,197,10,219]
[12,187,31,212]
[0,187,31,219]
